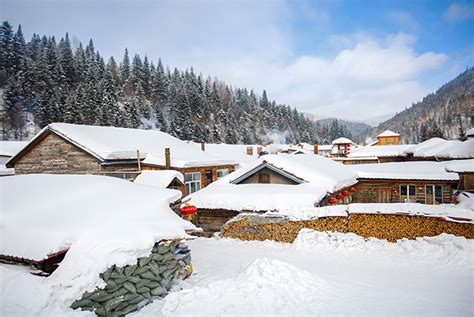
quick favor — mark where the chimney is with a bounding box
[165,148,171,169]
[201,143,205,151]
[246,146,253,156]
[257,146,263,155]
[313,144,318,155]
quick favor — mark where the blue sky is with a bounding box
[1,0,473,121]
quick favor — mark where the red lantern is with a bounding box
[343,190,350,196]
[180,205,197,220]
[328,197,337,205]
[349,187,356,193]
[336,193,344,201]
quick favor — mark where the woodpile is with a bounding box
[71,240,191,316]
[222,216,346,243]
[348,214,474,242]
[222,214,474,243]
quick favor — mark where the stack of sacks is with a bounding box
[71,240,191,316]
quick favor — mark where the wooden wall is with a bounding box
[13,132,101,175]
[353,179,455,204]
[375,136,400,145]
[458,173,474,192]
[238,166,299,185]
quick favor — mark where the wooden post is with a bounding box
[137,149,141,172]
[165,148,171,169]
[313,144,318,155]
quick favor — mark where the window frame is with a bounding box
[400,184,416,203]
[216,168,229,179]
[185,172,201,195]
[425,184,443,204]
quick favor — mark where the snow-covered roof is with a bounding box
[134,170,184,188]
[351,161,459,181]
[404,138,454,157]
[444,159,474,173]
[332,137,352,145]
[347,144,413,158]
[9,123,238,168]
[0,174,193,260]
[377,130,399,138]
[318,145,333,151]
[188,142,261,165]
[432,139,474,159]
[467,128,474,137]
[187,154,358,212]
[349,138,474,160]
[260,203,473,222]
[0,141,28,157]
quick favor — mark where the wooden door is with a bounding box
[376,188,391,203]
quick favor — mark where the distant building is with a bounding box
[372,130,400,146]
[331,137,353,157]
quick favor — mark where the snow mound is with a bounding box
[159,258,327,316]
[292,229,473,266]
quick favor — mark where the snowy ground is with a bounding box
[1,231,473,316]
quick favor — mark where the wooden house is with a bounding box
[350,162,459,204]
[372,130,400,146]
[445,159,474,193]
[343,137,474,165]
[187,154,358,232]
[5,123,238,196]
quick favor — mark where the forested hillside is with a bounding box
[0,21,318,143]
[314,118,372,144]
[373,67,473,144]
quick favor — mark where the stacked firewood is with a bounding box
[348,214,474,242]
[222,214,474,243]
[222,216,347,243]
[71,240,192,316]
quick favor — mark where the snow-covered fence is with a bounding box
[71,240,191,316]
[222,213,474,243]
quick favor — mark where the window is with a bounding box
[185,172,201,195]
[205,170,213,185]
[400,185,416,202]
[217,169,229,179]
[426,185,443,204]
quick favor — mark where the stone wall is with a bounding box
[71,240,191,316]
[14,132,101,174]
[221,214,474,243]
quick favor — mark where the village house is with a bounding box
[186,154,358,231]
[342,136,474,164]
[5,123,238,196]
[445,159,474,193]
[371,130,401,146]
[349,161,459,204]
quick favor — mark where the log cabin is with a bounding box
[350,161,459,204]
[5,123,239,196]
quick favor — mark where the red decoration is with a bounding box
[328,197,337,205]
[336,193,344,201]
[343,190,350,196]
[349,187,356,193]
[180,205,197,216]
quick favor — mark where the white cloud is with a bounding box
[444,3,474,22]
[187,31,446,120]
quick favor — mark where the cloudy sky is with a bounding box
[1,0,473,122]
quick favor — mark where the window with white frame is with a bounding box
[425,185,443,204]
[216,169,229,179]
[185,172,201,195]
[400,185,416,202]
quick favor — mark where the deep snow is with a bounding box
[1,231,472,316]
